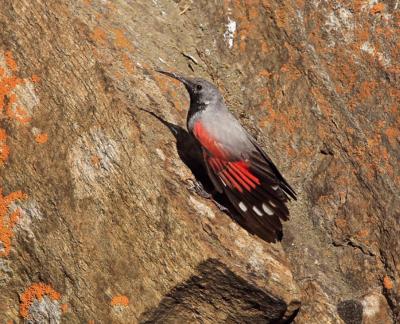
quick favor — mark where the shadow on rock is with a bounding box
[140,108,235,207]
[141,108,213,191]
[139,258,298,323]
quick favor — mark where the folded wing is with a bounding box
[193,120,296,242]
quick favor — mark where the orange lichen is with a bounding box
[311,87,333,117]
[107,2,117,11]
[0,75,23,114]
[258,69,271,78]
[275,8,288,29]
[91,27,107,45]
[355,229,369,238]
[370,3,385,14]
[335,218,347,229]
[111,295,129,307]
[259,40,269,54]
[154,72,187,110]
[0,188,26,257]
[248,6,258,19]
[358,80,377,101]
[385,127,399,146]
[1,51,34,125]
[20,283,61,318]
[61,303,68,313]
[35,132,48,144]
[266,107,297,134]
[31,75,40,83]
[113,29,133,50]
[121,53,134,74]
[0,51,40,166]
[0,128,10,165]
[91,154,101,168]
[7,105,32,124]
[353,0,364,12]
[383,276,393,289]
[4,51,18,72]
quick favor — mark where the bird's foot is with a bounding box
[188,179,230,214]
[212,200,230,214]
[188,179,213,199]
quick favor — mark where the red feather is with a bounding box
[193,121,228,159]
[193,121,261,194]
[206,156,260,194]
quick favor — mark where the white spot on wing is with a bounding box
[253,206,263,216]
[262,203,274,216]
[272,185,279,190]
[239,201,247,212]
[269,200,276,207]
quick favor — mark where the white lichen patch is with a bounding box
[376,51,391,67]
[360,42,392,67]
[362,293,381,318]
[0,259,13,287]
[0,52,39,122]
[171,158,191,180]
[235,238,267,274]
[248,243,265,273]
[223,17,236,49]
[68,128,120,198]
[0,54,7,72]
[12,199,43,240]
[229,222,239,231]
[361,41,375,55]
[325,8,354,46]
[189,196,215,219]
[28,296,61,324]
[235,237,293,283]
[13,81,40,115]
[31,127,42,137]
[112,304,128,314]
[155,148,166,161]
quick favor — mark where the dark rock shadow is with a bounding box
[141,109,237,214]
[139,258,297,323]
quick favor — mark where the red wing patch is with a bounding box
[207,156,260,193]
[193,121,261,193]
[193,121,228,159]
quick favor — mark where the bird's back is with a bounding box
[192,104,255,160]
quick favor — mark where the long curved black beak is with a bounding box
[156,69,191,87]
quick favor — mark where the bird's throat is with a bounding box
[186,103,206,132]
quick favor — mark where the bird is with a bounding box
[157,70,296,242]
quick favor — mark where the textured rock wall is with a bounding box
[0,0,398,323]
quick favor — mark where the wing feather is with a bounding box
[193,120,295,242]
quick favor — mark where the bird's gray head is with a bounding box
[156,70,223,109]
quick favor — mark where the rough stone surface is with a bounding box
[0,0,398,323]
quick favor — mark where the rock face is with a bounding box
[0,0,398,323]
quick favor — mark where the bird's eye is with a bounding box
[196,84,202,91]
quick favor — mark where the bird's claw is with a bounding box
[188,179,212,199]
